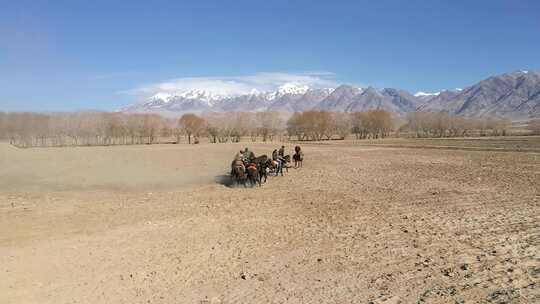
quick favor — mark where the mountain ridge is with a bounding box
[122,70,540,119]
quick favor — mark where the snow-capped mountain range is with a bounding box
[122,70,540,119]
[123,83,339,113]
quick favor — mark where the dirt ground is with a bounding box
[1,138,539,303]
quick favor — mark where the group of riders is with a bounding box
[230,145,304,187]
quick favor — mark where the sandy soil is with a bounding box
[1,139,539,303]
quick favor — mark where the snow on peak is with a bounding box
[150,93,174,102]
[277,83,310,95]
[177,89,227,102]
[145,84,334,107]
[414,91,441,97]
[323,87,336,94]
[249,88,261,95]
[520,70,529,74]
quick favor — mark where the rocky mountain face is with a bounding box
[420,70,540,119]
[122,70,540,119]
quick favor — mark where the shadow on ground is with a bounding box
[214,175,234,187]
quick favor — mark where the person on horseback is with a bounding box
[275,146,286,170]
[231,150,245,175]
[234,150,244,162]
[269,149,280,175]
[278,145,285,157]
[272,149,278,161]
[244,147,255,162]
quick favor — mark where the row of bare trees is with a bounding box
[401,112,512,137]
[0,111,287,148]
[0,111,176,147]
[177,112,285,144]
[286,110,393,140]
[2,110,537,147]
[203,111,284,143]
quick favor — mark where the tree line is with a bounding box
[0,112,171,147]
[286,110,393,140]
[401,112,512,137]
[0,111,286,148]
[0,110,536,148]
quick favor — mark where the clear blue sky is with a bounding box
[1,0,539,111]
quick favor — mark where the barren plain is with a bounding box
[1,138,539,303]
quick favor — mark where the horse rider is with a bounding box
[278,145,285,157]
[272,149,278,161]
[244,147,255,162]
[231,150,245,175]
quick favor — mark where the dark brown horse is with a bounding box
[293,146,303,168]
[246,163,260,187]
[251,155,268,184]
[231,165,247,187]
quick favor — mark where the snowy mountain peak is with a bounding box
[150,93,174,102]
[177,89,228,102]
[277,83,310,96]
[123,69,540,119]
[414,91,441,97]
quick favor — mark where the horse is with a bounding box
[266,155,290,176]
[246,163,260,187]
[231,164,247,187]
[282,155,291,173]
[293,146,303,168]
[265,158,282,176]
[252,154,268,165]
[247,155,268,184]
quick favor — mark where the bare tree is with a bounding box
[179,113,207,144]
[257,111,282,142]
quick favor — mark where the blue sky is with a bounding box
[1,0,539,111]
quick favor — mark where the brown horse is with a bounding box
[293,146,303,168]
[231,165,247,187]
[246,163,260,187]
[253,155,269,184]
[283,155,291,173]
